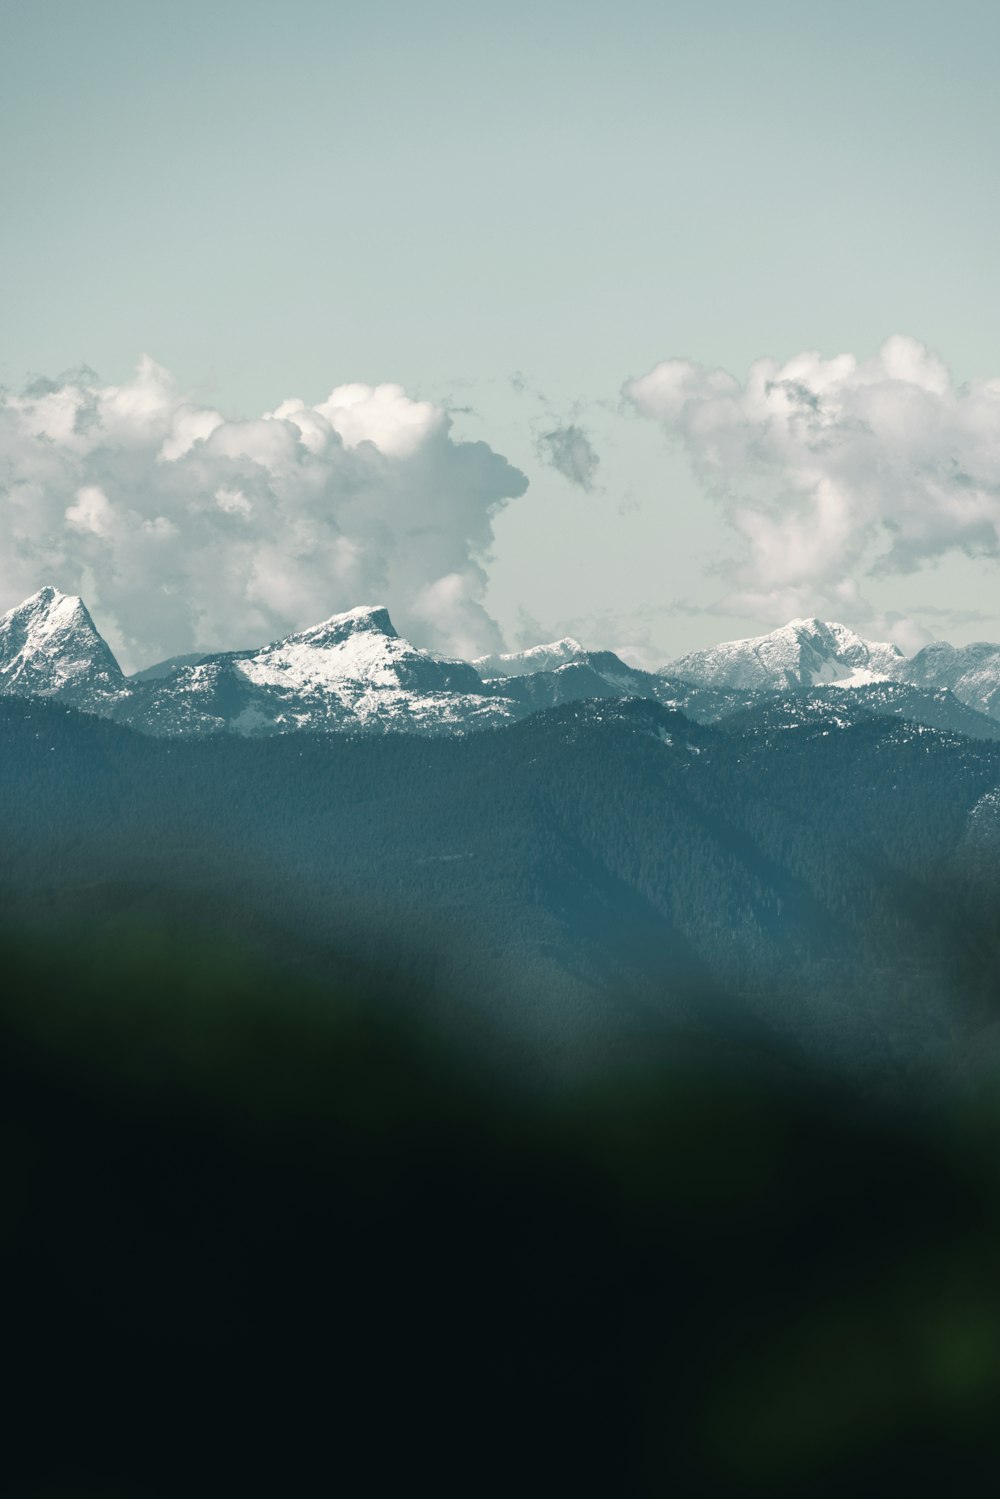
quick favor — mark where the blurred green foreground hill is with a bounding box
[5,922,1000,1498]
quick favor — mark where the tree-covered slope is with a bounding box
[3,694,999,1077]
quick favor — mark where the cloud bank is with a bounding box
[625,335,1000,632]
[0,358,528,669]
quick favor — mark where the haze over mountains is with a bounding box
[3,585,1000,741]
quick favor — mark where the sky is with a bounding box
[3,0,1000,670]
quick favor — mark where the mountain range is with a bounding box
[3,585,1000,741]
[5,587,1000,1083]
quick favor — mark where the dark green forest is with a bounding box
[2,694,999,1081]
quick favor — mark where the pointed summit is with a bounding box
[0,586,127,706]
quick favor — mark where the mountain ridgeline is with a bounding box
[4,588,1000,1083]
[4,586,1000,739]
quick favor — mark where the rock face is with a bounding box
[0,587,128,710]
[906,641,1000,722]
[667,618,906,692]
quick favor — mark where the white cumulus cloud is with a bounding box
[0,357,528,670]
[624,335,1000,633]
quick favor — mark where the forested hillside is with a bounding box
[3,695,998,1081]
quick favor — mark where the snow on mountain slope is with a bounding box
[0,586,127,708]
[477,638,664,698]
[906,641,1000,722]
[473,638,593,678]
[8,583,1000,747]
[718,681,1000,746]
[119,605,520,737]
[666,618,906,692]
[239,606,483,697]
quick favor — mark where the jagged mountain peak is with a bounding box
[0,585,126,705]
[24,584,62,606]
[667,617,906,692]
[786,617,905,660]
[5,583,89,629]
[7,584,1000,740]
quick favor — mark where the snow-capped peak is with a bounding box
[140,600,487,731]
[281,604,398,650]
[242,604,428,693]
[667,618,906,692]
[112,599,508,738]
[0,585,126,704]
[474,637,588,680]
[6,585,88,637]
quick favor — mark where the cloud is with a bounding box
[65,485,115,537]
[624,334,1000,629]
[536,424,600,491]
[907,603,994,626]
[0,357,528,669]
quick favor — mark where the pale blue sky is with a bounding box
[3,0,1000,661]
